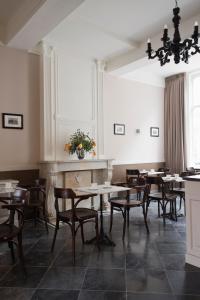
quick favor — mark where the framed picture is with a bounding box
[114,123,125,135]
[150,127,159,137]
[2,113,23,129]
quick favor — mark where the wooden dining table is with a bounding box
[75,184,131,246]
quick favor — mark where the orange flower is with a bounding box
[77,144,83,150]
[92,140,96,147]
[64,143,71,151]
[92,150,96,157]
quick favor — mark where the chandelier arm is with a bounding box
[191,45,200,55]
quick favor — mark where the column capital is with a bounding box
[29,41,54,57]
[96,60,106,72]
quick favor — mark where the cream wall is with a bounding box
[0,46,40,171]
[103,74,164,164]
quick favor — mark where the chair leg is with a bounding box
[109,204,114,233]
[179,197,182,211]
[183,198,186,216]
[34,207,37,227]
[127,208,130,228]
[142,205,149,234]
[8,241,15,263]
[162,201,166,226]
[51,220,59,252]
[43,204,49,234]
[158,201,160,217]
[95,216,100,249]
[72,222,76,265]
[122,208,127,240]
[80,222,85,244]
[17,233,26,274]
[174,199,177,222]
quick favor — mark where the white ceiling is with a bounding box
[45,0,200,83]
[122,54,200,87]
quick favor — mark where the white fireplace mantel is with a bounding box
[39,159,114,219]
[40,159,113,173]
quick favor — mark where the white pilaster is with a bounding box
[96,60,106,158]
[39,42,58,161]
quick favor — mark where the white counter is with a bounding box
[185,175,200,268]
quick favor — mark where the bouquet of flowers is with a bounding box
[64,129,96,159]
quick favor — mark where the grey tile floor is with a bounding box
[0,203,199,300]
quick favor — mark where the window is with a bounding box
[187,72,200,167]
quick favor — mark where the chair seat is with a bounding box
[172,187,185,194]
[58,207,98,222]
[0,224,19,241]
[149,192,177,201]
[110,199,142,207]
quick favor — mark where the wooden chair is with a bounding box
[157,167,170,175]
[19,178,49,232]
[51,188,99,264]
[109,185,150,240]
[0,189,28,270]
[147,176,177,225]
[27,186,49,233]
[126,169,140,187]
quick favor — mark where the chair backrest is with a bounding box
[157,167,170,175]
[11,188,29,204]
[126,169,140,184]
[126,169,140,176]
[0,199,24,233]
[180,171,191,178]
[28,186,45,205]
[54,187,76,214]
[146,176,162,186]
[137,177,146,186]
[146,176,169,198]
[186,167,196,175]
[35,178,46,190]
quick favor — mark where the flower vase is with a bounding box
[76,149,85,160]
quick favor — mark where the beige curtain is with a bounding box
[164,73,185,174]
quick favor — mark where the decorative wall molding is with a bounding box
[40,43,106,162]
[40,42,57,161]
[96,60,106,158]
[55,115,96,126]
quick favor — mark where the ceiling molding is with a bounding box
[7,0,86,50]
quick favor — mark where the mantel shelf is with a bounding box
[40,159,114,164]
[39,159,114,174]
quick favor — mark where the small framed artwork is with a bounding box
[150,127,159,137]
[2,113,23,129]
[114,123,125,135]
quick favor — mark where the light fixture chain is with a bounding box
[175,0,178,7]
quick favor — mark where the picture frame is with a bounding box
[150,127,159,137]
[2,113,23,129]
[114,123,125,135]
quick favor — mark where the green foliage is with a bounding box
[68,129,95,154]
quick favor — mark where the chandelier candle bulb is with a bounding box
[164,24,168,29]
[147,38,152,51]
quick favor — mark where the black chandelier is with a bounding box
[146,0,200,66]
